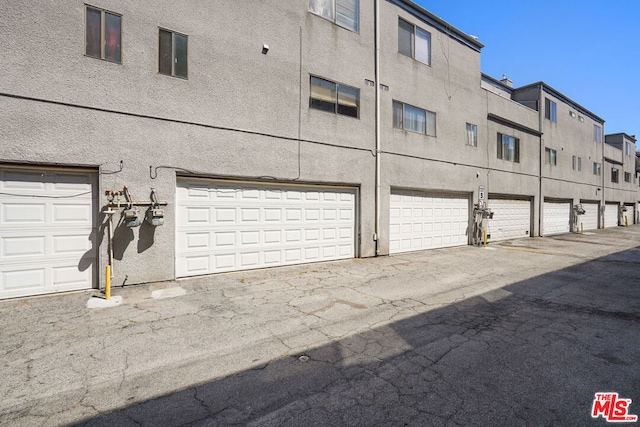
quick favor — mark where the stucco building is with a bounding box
[1,0,637,300]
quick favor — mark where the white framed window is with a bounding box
[398,18,431,65]
[393,101,436,136]
[309,0,359,32]
[593,162,601,176]
[466,123,477,147]
[611,167,619,183]
[545,148,557,165]
[594,124,602,143]
[497,133,519,163]
[625,172,631,182]
[310,76,360,118]
[626,141,632,156]
[85,5,121,63]
[159,29,188,79]
[544,98,557,122]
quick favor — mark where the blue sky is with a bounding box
[413,1,639,138]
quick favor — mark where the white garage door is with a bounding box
[604,203,619,228]
[176,179,356,277]
[578,202,599,231]
[0,167,96,300]
[389,192,469,253]
[543,201,571,236]
[487,198,531,242]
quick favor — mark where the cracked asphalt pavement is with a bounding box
[2,227,640,426]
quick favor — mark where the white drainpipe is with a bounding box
[374,0,381,255]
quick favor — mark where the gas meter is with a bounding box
[146,207,165,226]
[123,207,142,228]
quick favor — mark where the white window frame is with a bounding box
[611,167,619,183]
[393,100,436,136]
[593,162,601,176]
[309,75,360,118]
[594,124,602,143]
[466,123,477,147]
[545,148,557,166]
[497,133,520,163]
[545,98,557,122]
[398,18,431,66]
[309,0,359,32]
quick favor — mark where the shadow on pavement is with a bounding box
[74,247,640,426]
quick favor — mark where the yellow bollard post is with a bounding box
[483,229,487,247]
[625,216,628,227]
[105,265,111,300]
[581,223,584,234]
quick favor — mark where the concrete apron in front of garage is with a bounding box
[2,226,640,426]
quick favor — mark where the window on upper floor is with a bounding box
[85,5,121,63]
[497,133,519,163]
[545,148,557,166]
[625,141,632,156]
[159,29,188,79]
[611,167,619,183]
[625,172,631,182]
[572,156,582,171]
[310,76,360,118]
[393,101,436,136]
[593,124,602,143]
[593,162,601,176]
[544,98,557,122]
[398,18,431,66]
[309,0,359,32]
[466,123,477,147]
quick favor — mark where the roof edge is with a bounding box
[390,0,484,52]
[514,81,605,124]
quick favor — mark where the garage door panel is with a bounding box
[543,201,571,235]
[389,192,469,253]
[51,173,92,189]
[579,203,598,230]
[2,203,46,223]
[1,168,96,299]
[2,267,46,291]
[604,204,618,228]
[487,199,531,242]
[2,170,46,189]
[176,180,356,277]
[53,265,92,287]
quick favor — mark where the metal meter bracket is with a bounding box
[105,186,168,228]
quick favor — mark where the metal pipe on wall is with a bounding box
[374,0,381,255]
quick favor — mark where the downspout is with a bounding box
[601,121,605,227]
[538,84,544,236]
[374,0,381,255]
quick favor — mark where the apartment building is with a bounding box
[0,0,637,300]
[604,133,638,225]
